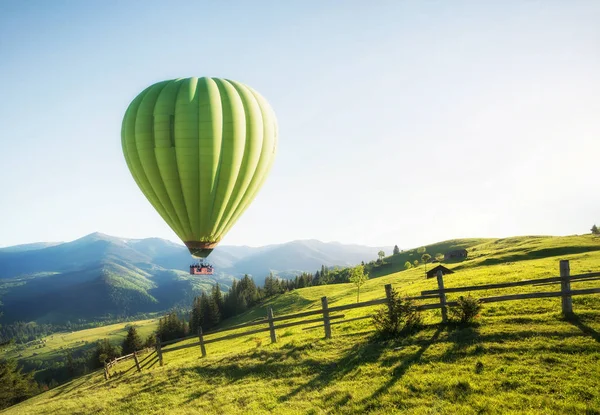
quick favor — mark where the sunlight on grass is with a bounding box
[5,235,600,414]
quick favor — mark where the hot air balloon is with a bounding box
[121,77,278,269]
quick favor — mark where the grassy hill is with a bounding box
[3,235,600,414]
[1,319,159,364]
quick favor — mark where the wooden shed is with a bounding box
[426,265,454,279]
[444,249,468,260]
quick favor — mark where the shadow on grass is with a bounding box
[51,374,92,398]
[278,338,391,403]
[566,314,600,343]
[108,352,159,380]
[361,326,443,405]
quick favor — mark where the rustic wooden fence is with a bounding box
[104,346,155,379]
[104,259,599,378]
[422,259,600,323]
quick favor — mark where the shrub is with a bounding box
[450,296,482,324]
[372,288,422,337]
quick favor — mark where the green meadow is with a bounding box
[3,235,600,415]
[1,319,158,366]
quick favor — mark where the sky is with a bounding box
[0,0,599,249]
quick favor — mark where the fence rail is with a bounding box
[421,271,600,295]
[104,259,599,380]
[104,346,155,379]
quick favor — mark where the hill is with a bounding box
[0,233,389,325]
[4,234,600,414]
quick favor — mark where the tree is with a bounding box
[0,359,40,410]
[157,311,187,341]
[378,250,385,262]
[211,284,224,316]
[189,296,202,334]
[93,338,121,366]
[349,265,369,303]
[122,326,143,355]
[199,291,217,329]
[264,273,277,297]
[592,224,600,235]
[435,253,444,261]
[143,334,156,348]
[393,245,400,255]
[421,253,432,272]
[319,265,332,285]
[413,260,419,267]
[417,247,426,255]
[404,261,412,270]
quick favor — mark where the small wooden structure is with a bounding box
[444,249,468,260]
[426,265,454,279]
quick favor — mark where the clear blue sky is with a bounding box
[1,0,599,249]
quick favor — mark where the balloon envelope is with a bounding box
[121,77,278,257]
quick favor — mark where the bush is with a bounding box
[450,296,482,324]
[372,289,422,337]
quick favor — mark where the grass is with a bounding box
[3,234,600,414]
[1,319,159,364]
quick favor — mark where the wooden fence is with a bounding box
[104,259,599,378]
[104,346,155,379]
[421,259,600,323]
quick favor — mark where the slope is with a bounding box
[5,234,600,414]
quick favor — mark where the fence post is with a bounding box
[321,296,332,339]
[436,269,448,323]
[267,307,278,343]
[156,336,163,366]
[104,362,109,380]
[133,351,141,372]
[198,327,207,357]
[384,284,393,314]
[560,260,573,316]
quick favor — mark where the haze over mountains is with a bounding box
[0,232,390,324]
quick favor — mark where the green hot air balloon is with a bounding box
[121,77,278,259]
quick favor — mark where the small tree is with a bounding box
[372,288,422,337]
[378,250,386,262]
[404,261,412,270]
[413,259,419,267]
[421,253,432,273]
[393,245,400,255]
[417,246,426,255]
[435,253,444,261]
[122,326,143,355]
[349,265,369,303]
[592,224,600,235]
[450,296,482,324]
[143,334,156,348]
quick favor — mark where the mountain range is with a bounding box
[0,233,390,324]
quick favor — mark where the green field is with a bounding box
[1,319,159,366]
[3,235,600,414]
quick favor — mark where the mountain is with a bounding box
[233,239,391,279]
[0,242,62,253]
[0,233,390,324]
